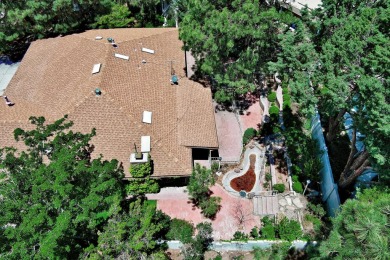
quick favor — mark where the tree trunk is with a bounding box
[338,150,370,189]
[326,108,346,143]
[340,128,357,176]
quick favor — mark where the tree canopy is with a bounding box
[179,0,297,100]
[0,116,169,258]
[318,188,390,259]
[269,0,390,187]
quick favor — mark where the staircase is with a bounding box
[253,196,279,216]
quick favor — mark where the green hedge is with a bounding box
[269,105,279,115]
[267,92,277,102]
[273,183,285,193]
[243,127,257,145]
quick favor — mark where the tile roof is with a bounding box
[0,28,218,177]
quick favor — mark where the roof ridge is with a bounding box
[113,28,178,45]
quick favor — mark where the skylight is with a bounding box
[114,53,129,60]
[142,48,155,54]
[143,111,152,124]
[92,63,101,74]
[141,136,151,152]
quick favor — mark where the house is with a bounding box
[0,28,219,178]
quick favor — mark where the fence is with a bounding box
[310,113,340,217]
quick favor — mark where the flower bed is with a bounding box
[230,154,256,192]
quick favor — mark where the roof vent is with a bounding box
[171,75,178,85]
[95,36,103,40]
[142,48,155,54]
[115,53,129,60]
[95,88,102,96]
[3,96,14,106]
[92,63,101,74]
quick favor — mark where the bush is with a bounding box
[166,218,194,243]
[250,227,260,239]
[292,175,299,182]
[267,92,277,102]
[261,224,276,240]
[283,99,291,109]
[269,105,279,115]
[200,196,221,218]
[211,162,219,173]
[292,180,303,193]
[243,127,257,145]
[282,93,291,102]
[307,202,326,218]
[130,161,152,177]
[265,173,272,182]
[233,231,249,241]
[281,82,288,88]
[273,183,285,193]
[282,87,289,94]
[277,217,302,242]
[304,214,322,233]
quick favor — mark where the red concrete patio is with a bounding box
[240,100,263,132]
[147,185,261,240]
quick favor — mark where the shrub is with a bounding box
[243,127,257,145]
[277,217,302,242]
[292,180,303,193]
[269,105,279,115]
[211,162,219,173]
[200,196,221,218]
[130,161,152,178]
[282,93,291,102]
[307,202,326,218]
[166,218,194,243]
[233,231,249,241]
[267,92,277,102]
[261,224,276,240]
[273,183,285,193]
[282,87,289,94]
[282,100,291,109]
[281,82,288,88]
[304,214,322,233]
[250,226,260,239]
[292,175,299,182]
[265,173,272,182]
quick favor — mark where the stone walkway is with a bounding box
[277,193,307,220]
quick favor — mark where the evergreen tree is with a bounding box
[0,116,125,258]
[270,0,390,187]
[179,0,297,99]
[318,188,390,259]
[0,0,114,59]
